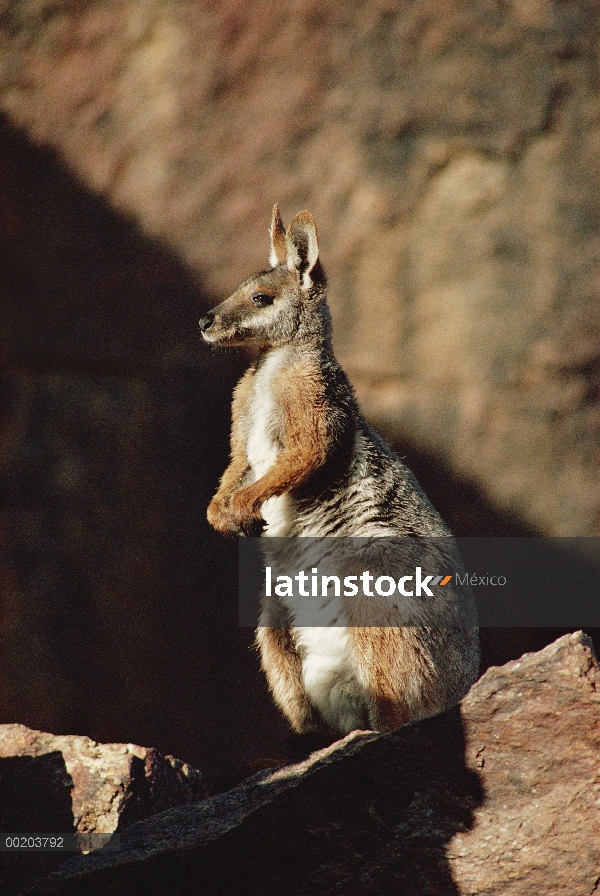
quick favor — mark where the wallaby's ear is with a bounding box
[286,211,323,290]
[269,204,288,267]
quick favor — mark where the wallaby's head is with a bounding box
[199,205,330,348]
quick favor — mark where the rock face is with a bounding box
[0,725,207,895]
[0,117,289,782]
[0,0,598,536]
[26,632,600,895]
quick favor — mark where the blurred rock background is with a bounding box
[0,0,598,781]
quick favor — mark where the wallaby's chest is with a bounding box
[245,349,288,479]
[244,348,294,535]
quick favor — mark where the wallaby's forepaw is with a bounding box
[230,488,266,537]
[207,492,266,538]
[207,494,239,537]
[239,515,267,537]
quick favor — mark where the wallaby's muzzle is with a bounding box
[198,312,214,334]
[199,302,242,344]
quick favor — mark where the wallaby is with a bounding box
[199,205,479,735]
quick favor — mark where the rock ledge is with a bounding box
[23,631,600,896]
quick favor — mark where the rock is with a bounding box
[26,632,600,895]
[0,724,208,830]
[0,1,598,535]
[0,725,207,896]
[454,630,600,895]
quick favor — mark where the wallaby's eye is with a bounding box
[252,293,273,307]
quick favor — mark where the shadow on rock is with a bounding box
[0,753,75,896]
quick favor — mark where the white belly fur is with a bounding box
[248,350,368,729]
[245,347,294,536]
[294,627,369,732]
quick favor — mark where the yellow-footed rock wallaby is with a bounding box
[200,205,479,735]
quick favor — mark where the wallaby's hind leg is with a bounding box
[349,628,427,732]
[256,627,321,733]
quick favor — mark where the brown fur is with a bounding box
[207,368,255,536]
[255,627,319,732]
[348,627,439,729]
[211,357,330,536]
[269,204,288,267]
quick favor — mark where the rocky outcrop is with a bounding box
[0,726,207,895]
[1,0,598,536]
[0,725,208,831]
[25,632,600,895]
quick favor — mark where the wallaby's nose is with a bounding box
[199,313,214,333]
